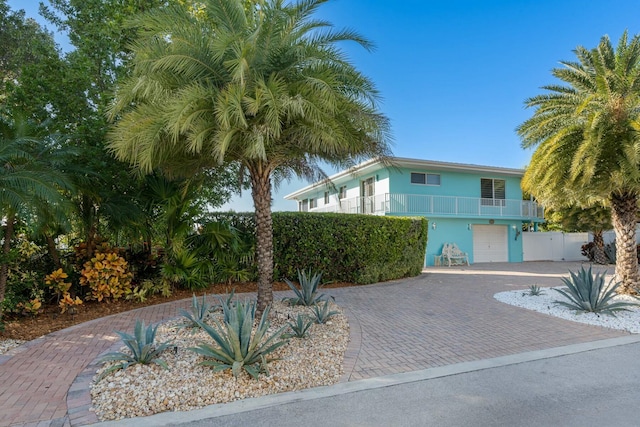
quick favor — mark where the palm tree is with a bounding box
[107,0,392,311]
[0,113,71,318]
[518,31,640,293]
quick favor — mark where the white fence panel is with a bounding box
[522,232,589,261]
[523,227,640,262]
[563,233,590,261]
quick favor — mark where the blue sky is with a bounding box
[9,0,640,211]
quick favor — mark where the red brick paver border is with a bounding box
[0,298,195,426]
[0,261,629,426]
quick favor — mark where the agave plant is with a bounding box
[283,313,314,339]
[311,300,339,324]
[179,293,212,329]
[190,300,288,379]
[554,266,638,315]
[97,320,172,381]
[213,289,236,323]
[527,285,545,296]
[283,269,326,306]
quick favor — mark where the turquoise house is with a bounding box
[284,157,545,266]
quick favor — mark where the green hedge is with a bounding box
[272,212,428,284]
[205,211,428,284]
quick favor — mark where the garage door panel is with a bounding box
[473,225,508,263]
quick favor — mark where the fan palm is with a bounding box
[107,0,392,312]
[518,31,640,293]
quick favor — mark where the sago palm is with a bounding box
[107,0,392,312]
[518,31,640,293]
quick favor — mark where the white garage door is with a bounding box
[473,225,508,263]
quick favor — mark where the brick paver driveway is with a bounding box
[329,261,627,381]
[0,262,628,426]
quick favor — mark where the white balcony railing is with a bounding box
[309,193,544,220]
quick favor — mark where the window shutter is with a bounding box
[426,174,441,185]
[411,173,426,184]
[481,178,493,199]
[494,179,506,199]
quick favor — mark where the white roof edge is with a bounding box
[392,157,525,175]
[284,156,525,200]
[283,157,383,200]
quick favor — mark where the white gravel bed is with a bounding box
[0,338,25,354]
[91,300,349,421]
[494,286,640,333]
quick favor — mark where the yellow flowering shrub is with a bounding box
[45,268,72,295]
[18,298,42,315]
[59,293,83,313]
[80,252,133,302]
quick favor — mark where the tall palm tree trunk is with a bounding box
[611,192,639,293]
[0,211,16,319]
[249,163,274,314]
[592,230,608,265]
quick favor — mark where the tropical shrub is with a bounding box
[554,266,639,315]
[73,239,113,269]
[212,255,254,285]
[126,279,172,303]
[97,319,172,381]
[189,220,256,284]
[2,269,43,314]
[161,249,212,291]
[311,300,339,324]
[190,301,288,379]
[2,238,49,315]
[581,242,596,262]
[45,268,72,299]
[17,297,42,316]
[283,269,325,306]
[80,251,133,302]
[59,293,83,314]
[125,246,161,284]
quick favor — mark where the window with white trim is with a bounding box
[309,198,317,209]
[411,172,440,185]
[481,178,506,206]
[324,191,330,204]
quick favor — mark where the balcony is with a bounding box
[309,193,544,220]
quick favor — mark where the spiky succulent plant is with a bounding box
[98,320,172,381]
[283,269,326,306]
[554,266,638,315]
[190,300,288,379]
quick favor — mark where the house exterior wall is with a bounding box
[427,218,524,266]
[388,166,525,266]
[285,157,542,267]
[388,167,523,200]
